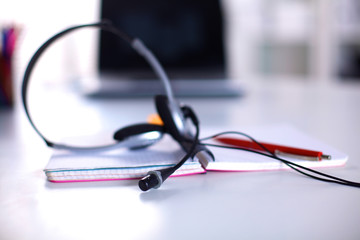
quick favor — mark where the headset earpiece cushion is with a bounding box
[113,123,164,141]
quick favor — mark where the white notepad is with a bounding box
[44,136,205,182]
[200,125,348,171]
[44,125,348,182]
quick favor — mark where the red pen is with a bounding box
[215,137,331,161]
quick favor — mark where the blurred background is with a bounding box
[1,0,360,105]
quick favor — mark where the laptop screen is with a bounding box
[99,0,225,80]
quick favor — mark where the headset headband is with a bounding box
[21,21,186,149]
[21,21,213,191]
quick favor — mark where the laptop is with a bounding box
[87,0,241,98]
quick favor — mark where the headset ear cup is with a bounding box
[155,95,184,141]
[113,123,165,150]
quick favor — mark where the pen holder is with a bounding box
[0,55,13,107]
[1,25,17,108]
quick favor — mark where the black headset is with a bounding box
[22,21,360,190]
[22,21,214,191]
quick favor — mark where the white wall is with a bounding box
[0,0,100,98]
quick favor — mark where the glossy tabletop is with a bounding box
[1,80,360,240]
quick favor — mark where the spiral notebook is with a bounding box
[44,135,205,183]
[44,125,348,182]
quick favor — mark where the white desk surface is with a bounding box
[1,80,360,240]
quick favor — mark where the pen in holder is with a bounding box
[0,25,18,107]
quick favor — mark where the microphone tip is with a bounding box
[138,171,162,191]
